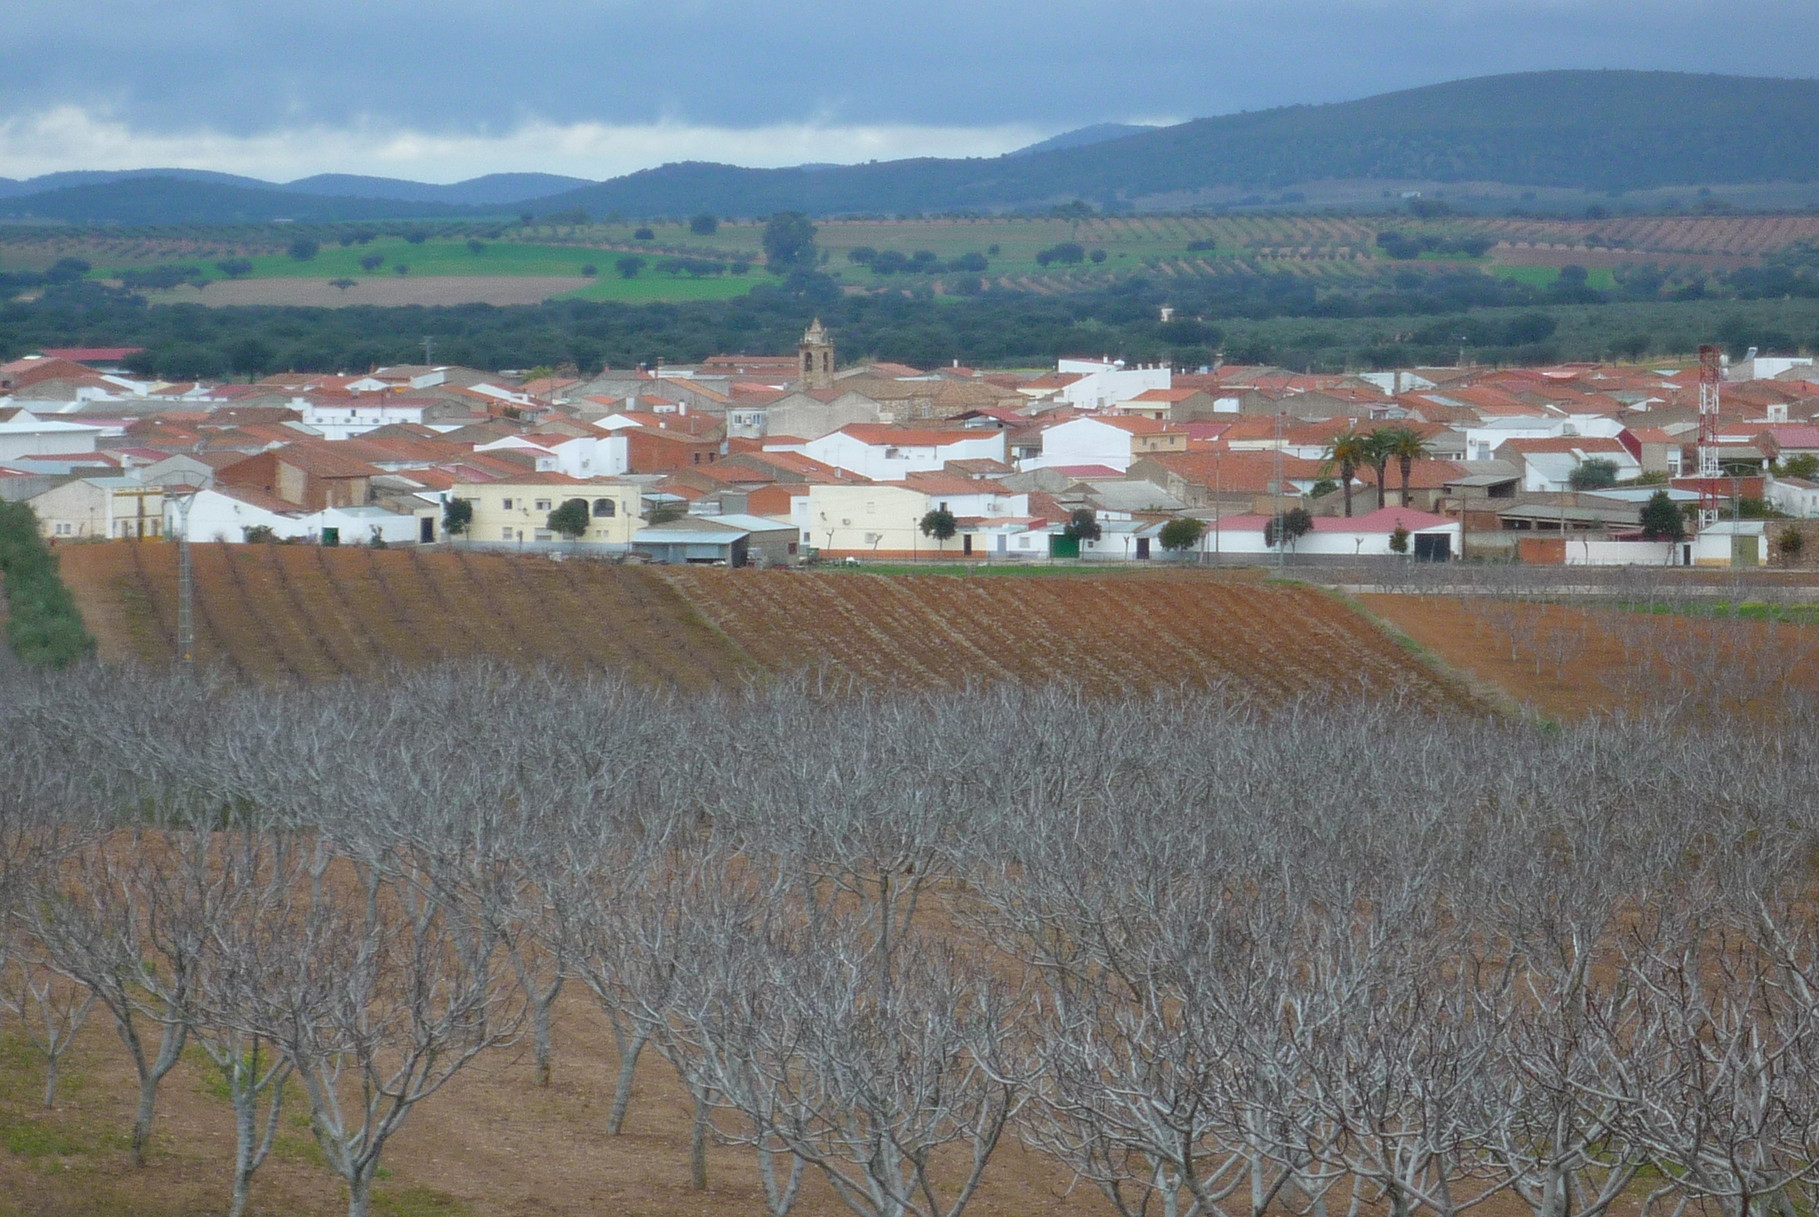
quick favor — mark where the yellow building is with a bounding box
[804,476,1033,560]
[451,473,643,545]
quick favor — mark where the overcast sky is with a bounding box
[3,0,1817,183]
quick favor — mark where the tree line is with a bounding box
[5,661,1819,1217]
[6,261,1815,380]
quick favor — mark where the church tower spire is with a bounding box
[799,318,834,391]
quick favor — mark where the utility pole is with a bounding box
[1273,410,1286,572]
[1697,345,1723,532]
[169,488,200,667]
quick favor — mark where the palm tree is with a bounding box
[1375,427,1432,508]
[1323,429,1372,518]
[1359,429,1398,511]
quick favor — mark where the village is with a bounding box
[1,321,1811,570]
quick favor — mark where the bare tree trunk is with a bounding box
[690,1092,710,1190]
[230,1097,257,1217]
[130,1025,188,1167]
[607,1023,651,1135]
[346,1164,376,1217]
[532,985,557,1088]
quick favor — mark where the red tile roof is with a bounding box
[37,347,144,362]
[836,424,980,446]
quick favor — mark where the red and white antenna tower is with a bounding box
[1697,344,1723,531]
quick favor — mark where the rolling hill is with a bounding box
[535,71,1819,216]
[4,71,1819,224]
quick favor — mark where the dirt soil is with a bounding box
[143,276,591,307]
[58,544,754,688]
[0,988,1106,1217]
[58,543,1480,707]
[1361,593,1819,721]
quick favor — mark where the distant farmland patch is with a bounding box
[146,274,596,307]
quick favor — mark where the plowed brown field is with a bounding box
[56,543,1478,707]
[665,568,1474,707]
[1363,593,1819,720]
[58,543,753,689]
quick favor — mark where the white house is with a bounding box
[1728,354,1814,382]
[787,425,1006,481]
[802,477,1033,559]
[1497,438,1642,493]
[1204,506,1462,559]
[472,435,561,472]
[1021,416,1188,473]
[1768,476,1819,518]
[164,486,420,544]
[1053,359,1172,411]
[547,434,630,479]
[297,396,432,440]
[1462,417,1565,461]
[1559,522,1767,567]
[0,411,105,461]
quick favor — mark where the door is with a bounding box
[420,517,434,543]
[321,527,340,547]
[962,535,973,556]
[1412,533,1451,562]
[1135,538,1151,560]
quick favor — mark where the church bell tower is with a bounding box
[799,318,834,391]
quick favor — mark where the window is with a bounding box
[593,498,617,518]
[534,499,552,511]
[502,527,514,540]
[501,498,514,510]
[54,523,72,535]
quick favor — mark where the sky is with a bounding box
[3,0,1818,184]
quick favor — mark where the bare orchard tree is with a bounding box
[232,847,522,1217]
[191,829,308,1217]
[1589,920,1819,1217]
[22,832,200,1165]
[558,836,670,1138]
[691,917,1025,1217]
[0,939,96,1107]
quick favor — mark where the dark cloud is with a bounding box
[3,0,1818,136]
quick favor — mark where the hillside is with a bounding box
[56,544,1476,708]
[524,70,1819,215]
[6,71,1819,224]
[0,176,472,225]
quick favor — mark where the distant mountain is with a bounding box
[531,70,1819,216]
[0,167,274,200]
[282,172,592,206]
[0,177,471,225]
[7,71,1819,225]
[1008,123,1157,157]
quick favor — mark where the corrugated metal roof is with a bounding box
[633,528,747,544]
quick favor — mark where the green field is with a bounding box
[558,275,755,303]
[0,210,1807,309]
[1490,264,1621,291]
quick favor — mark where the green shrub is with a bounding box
[0,502,97,667]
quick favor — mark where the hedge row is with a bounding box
[0,503,96,667]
